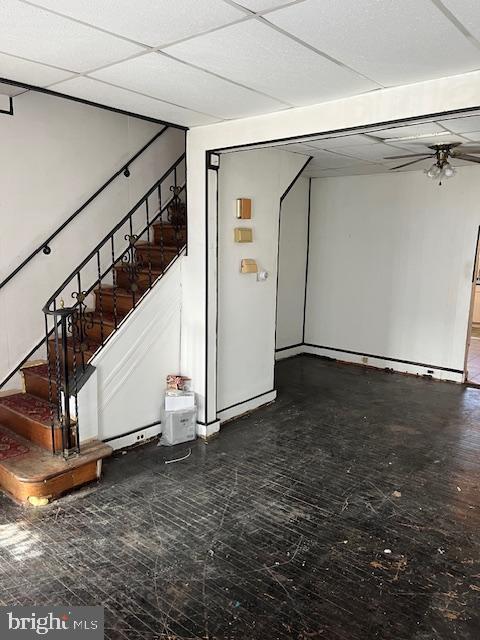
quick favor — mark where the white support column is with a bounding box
[181,149,220,438]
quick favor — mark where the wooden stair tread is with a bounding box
[151,222,184,229]
[0,393,56,428]
[48,335,100,354]
[135,241,181,251]
[90,310,122,324]
[22,363,50,380]
[0,426,111,482]
[0,424,112,502]
[94,284,142,298]
[113,263,162,275]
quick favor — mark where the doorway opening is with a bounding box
[465,227,480,386]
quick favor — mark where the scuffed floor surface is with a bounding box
[0,355,479,639]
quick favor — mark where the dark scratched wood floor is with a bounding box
[0,355,478,639]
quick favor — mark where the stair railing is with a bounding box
[43,153,187,458]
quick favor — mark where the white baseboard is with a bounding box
[106,423,161,450]
[218,390,277,424]
[302,344,464,383]
[275,345,304,360]
[196,420,220,439]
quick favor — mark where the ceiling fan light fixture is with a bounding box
[426,163,441,178]
[443,163,456,178]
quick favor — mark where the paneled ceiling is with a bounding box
[1,0,480,126]
[271,113,480,177]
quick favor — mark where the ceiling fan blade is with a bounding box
[464,146,480,153]
[384,153,434,160]
[453,146,480,154]
[453,153,480,164]
[389,156,432,170]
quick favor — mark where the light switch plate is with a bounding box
[236,198,252,219]
[234,227,253,243]
[241,259,258,273]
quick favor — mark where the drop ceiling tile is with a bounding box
[235,0,294,11]
[385,133,468,146]
[0,52,73,86]
[164,20,378,106]
[0,0,143,72]
[380,143,436,157]
[273,143,314,155]
[437,115,480,134]
[309,133,379,149]
[307,150,370,169]
[441,0,480,40]
[266,0,480,86]
[326,142,403,163]
[29,0,245,47]
[91,53,286,119]
[372,123,449,140]
[306,164,389,178]
[53,76,218,126]
[304,168,342,178]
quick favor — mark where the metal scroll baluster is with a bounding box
[96,251,105,345]
[58,305,73,457]
[76,273,85,371]
[70,290,94,377]
[157,184,165,272]
[68,290,93,454]
[53,300,63,454]
[174,167,179,255]
[45,313,56,454]
[145,199,153,289]
[68,307,79,454]
[122,233,140,309]
[167,183,187,258]
[111,236,118,329]
[130,212,136,309]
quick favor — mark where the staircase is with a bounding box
[0,155,186,504]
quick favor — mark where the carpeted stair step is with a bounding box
[0,393,63,451]
[48,336,100,371]
[22,363,57,403]
[153,223,186,246]
[88,310,124,343]
[134,242,179,268]
[93,286,140,315]
[112,264,162,291]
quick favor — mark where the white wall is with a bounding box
[276,175,310,351]
[183,69,480,429]
[0,90,184,388]
[304,167,480,379]
[81,256,183,448]
[217,148,307,416]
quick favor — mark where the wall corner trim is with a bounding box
[196,420,220,439]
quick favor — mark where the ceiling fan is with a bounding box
[384,143,480,184]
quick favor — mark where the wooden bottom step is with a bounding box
[0,425,112,503]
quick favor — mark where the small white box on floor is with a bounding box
[160,407,197,446]
[164,391,195,412]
